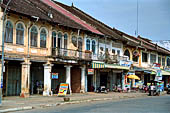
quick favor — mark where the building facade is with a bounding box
[0,0,170,98]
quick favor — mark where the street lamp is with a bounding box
[0,0,12,105]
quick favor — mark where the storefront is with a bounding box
[4,61,22,96]
[90,61,130,92]
[51,64,66,94]
[30,62,44,95]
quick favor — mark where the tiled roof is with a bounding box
[138,36,170,54]
[53,1,122,40]
[42,0,103,35]
[2,0,94,32]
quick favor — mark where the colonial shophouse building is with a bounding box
[0,0,170,98]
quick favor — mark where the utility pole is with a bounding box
[136,0,139,37]
[0,0,12,105]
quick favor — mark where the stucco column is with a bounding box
[20,61,31,98]
[43,63,53,96]
[0,62,2,95]
[110,71,113,91]
[121,73,125,90]
[65,65,72,94]
[148,53,151,64]
[80,66,86,93]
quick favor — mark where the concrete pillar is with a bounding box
[94,70,97,92]
[96,70,100,90]
[121,73,125,90]
[20,60,31,98]
[110,71,113,91]
[85,72,88,92]
[43,63,53,96]
[0,62,2,97]
[80,66,86,93]
[65,65,72,94]
[148,52,151,64]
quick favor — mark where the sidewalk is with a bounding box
[0,92,153,112]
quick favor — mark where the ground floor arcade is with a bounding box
[0,59,87,97]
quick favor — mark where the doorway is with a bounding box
[87,75,93,92]
[100,72,108,87]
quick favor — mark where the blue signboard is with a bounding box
[51,73,58,79]
[120,60,133,67]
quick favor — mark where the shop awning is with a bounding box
[92,61,105,68]
[162,70,170,76]
[105,64,129,70]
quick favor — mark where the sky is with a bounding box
[56,0,170,41]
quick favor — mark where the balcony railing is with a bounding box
[95,53,129,64]
[52,48,92,60]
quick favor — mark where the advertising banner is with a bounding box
[119,60,133,67]
[58,83,69,96]
[155,70,162,81]
[51,73,58,79]
[152,63,161,70]
[88,69,94,75]
[156,70,162,77]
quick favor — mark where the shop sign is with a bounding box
[119,60,133,67]
[152,63,161,70]
[156,70,162,77]
[58,83,69,96]
[51,73,58,79]
[88,69,94,75]
[154,70,162,81]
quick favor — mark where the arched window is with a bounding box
[78,37,82,51]
[16,23,24,45]
[86,39,90,50]
[30,26,38,47]
[64,34,68,49]
[40,28,47,48]
[52,31,57,48]
[5,21,13,43]
[58,32,62,48]
[133,51,139,62]
[124,49,130,60]
[92,40,96,54]
[72,36,77,47]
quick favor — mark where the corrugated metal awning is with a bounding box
[105,64,129,70]
[92,61,105,69]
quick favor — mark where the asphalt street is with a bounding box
[16,95,170,113]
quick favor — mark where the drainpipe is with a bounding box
[0,0,12,105]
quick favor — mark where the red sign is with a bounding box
[88,69,94,75]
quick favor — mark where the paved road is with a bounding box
[16,95,170,113]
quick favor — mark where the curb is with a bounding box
[0,95,148,112]
[0,106,33,113]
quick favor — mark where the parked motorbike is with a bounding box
[167,85,170,94]
[149,85,160,96]
[144,86,148,93]
[96,86,108,94]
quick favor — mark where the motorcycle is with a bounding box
[96,86,108,94]
[149,85,160,96]
[144,86,148,93]
[167,85,170,94]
